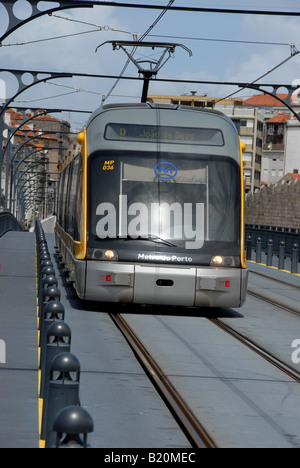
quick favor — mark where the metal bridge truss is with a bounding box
[0,0,93,44]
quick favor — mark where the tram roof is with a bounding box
[86,102,237,132]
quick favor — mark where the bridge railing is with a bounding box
[0,212,23,238]
[245,224,300,274]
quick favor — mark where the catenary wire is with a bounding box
[43,13,295,48]
[148,34,290,47]
[215,50,300,104]
[2,11,293,49]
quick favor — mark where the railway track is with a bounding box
[53,240,300,447]
[209,318,300,384]
[111,313,217,449]
[109,268,300,448]
[247,269,300,316]
[114,309,300,448]
[111,295,300,448]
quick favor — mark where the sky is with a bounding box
[1,0,300,128]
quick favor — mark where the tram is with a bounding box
[55,102,248,307]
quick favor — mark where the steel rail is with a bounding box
[247,289,300,317]
[209,318,300,384]
[247,271,300,317]
[248,269,300,289]
[110,313,217,449]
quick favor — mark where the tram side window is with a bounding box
[74,157,83,242]
[57,172,62,225]
[66,162,74,236]
[67,156,81,239]
[62,165,71,232]
[58,169,66,227]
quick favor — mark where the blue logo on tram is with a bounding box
[154,162,178,180]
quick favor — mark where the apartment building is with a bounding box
[222,108,264,193]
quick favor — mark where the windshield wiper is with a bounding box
[118,234,178,248]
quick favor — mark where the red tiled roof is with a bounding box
[5,108,23,118]
[14,123,35,137]
[40,133,57,140]
[4,109,58,141]
[243,94,287,107]
[288,173,300,181]
[266,113,291,123]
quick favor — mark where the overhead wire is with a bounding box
[2,31,292,49]
[215,47,300,104]
[10,51,300,105]
[0,29,101,47]
[46,81,103,97]
[3,3,300,105]
[14,81,103,104]
[1,11,293,50]
[14,91,80,103]
[147,34,290,47]
[0,14,135,47]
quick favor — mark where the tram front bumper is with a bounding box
[84,262,248,308]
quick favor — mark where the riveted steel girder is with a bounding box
[0,0,93,44]
[0,68,73,116]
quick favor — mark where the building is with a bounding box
[242,93,289,115]
[242,92,300,185]
[4,109,70,183]
[261,113,290,184]
[222,107,264,193]
[285,119,300,176]
[1,109,71,217]
[147,93,244,109]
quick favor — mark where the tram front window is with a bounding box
[88,152,240,255]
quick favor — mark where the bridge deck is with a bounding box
[1,229,300,448]
[0,231,190,448]
[0,232,38,448]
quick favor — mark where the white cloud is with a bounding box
[0,6,137,122]
[242,14,300,45]
[2,3,300,124]
[1,7,125,71]
[225,15,300,85]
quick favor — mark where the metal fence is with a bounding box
[245,224,300,274]
[0,212,23,237]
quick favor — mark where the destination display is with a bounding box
[105,123,224,146]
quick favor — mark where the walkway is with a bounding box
[0,232,38,448]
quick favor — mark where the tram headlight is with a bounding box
[104,250,116,260]
[87,248,119,261]
[211,256,224,266]
[210,256,240,267]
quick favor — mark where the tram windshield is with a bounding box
[88,151,240,257]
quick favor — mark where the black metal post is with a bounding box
[256,237,262,264]
[267,239,273,267]
[291,244,299,274]
[278,241,286,270]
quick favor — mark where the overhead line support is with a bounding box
[2,1,300,45]
[0,1,93,44]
